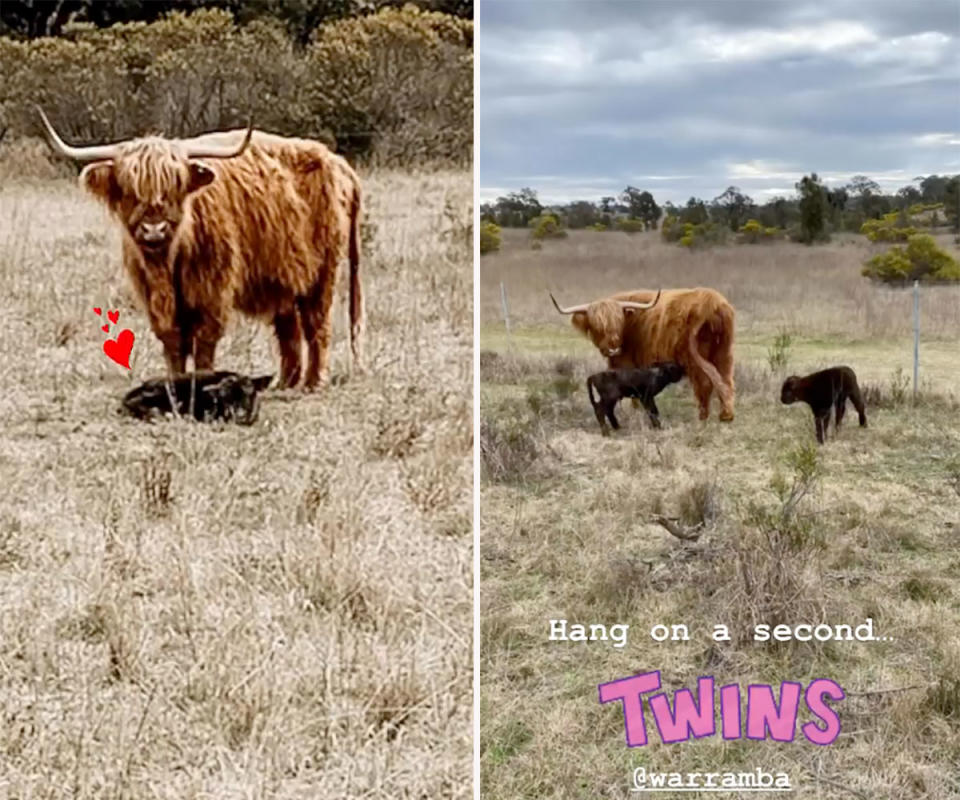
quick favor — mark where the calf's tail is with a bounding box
[587,375,598,406]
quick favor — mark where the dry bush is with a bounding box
[480,407,542,485]
[0,6,472,168]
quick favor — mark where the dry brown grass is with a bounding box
[480,230,960,799]
[483,228,960,343]
[0,169,472,797]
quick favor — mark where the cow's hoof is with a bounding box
[302,378,329,393]
[719,410,735,422]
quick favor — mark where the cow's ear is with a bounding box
[80,162,121,207]
[571,311,589,335]
[187,161,216,194]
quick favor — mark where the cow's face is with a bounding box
[80,141,216,257]
[780,377,800,404]
[573,299,629,358]
[37,110,252,258]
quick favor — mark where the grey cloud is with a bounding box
[479,0,959,204]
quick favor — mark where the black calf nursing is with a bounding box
[587,362,685,434]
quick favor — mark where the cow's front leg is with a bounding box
[147,299,185,374]
[191,314,225,372]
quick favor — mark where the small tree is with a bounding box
[480,221,501,255]
[712,186,754,232]
[564,200,598,229]
[862,234,960,283]
[681,197,709,225]
[945,176,960,233]
[620,187,661,229]
[795,173,829,244]
[528,213,566,241]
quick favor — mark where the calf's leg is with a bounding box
[605,401,621,430]
[850,384,868,427]
[814,410,830,444]
[642,396,662,429]
[834,396,846,429]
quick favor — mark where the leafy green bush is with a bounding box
[615,218,646,233]
[862,234,960,283]
[678,221,727,248]
[528,214,567,241]
[738,218,780,244]
[661,214,682,242]
[861,211,920,242]
[586,222,607,232]
[480,222,501,255]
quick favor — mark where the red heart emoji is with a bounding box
[103,329,134,369]
[94,307,102,316]
[101,324,109,333]
[108,310,119,324]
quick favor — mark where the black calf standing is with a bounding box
[122,371,273,425]
[587,362,685,434]
[780,366,867,444]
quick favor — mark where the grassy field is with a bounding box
[480,229,960,798]
[0,166,472,797]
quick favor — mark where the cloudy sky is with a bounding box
[478,0,960,206]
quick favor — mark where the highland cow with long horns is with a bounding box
[551,287,736,421]
[38,109,363,390]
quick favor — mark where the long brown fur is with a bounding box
[80,129,363,390]
[570,287,736,421]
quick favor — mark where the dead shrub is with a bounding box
[480,406,542,484]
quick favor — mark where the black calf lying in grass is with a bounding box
[780,366,867,444]
[587,362,685,434]
[122,371,273,425]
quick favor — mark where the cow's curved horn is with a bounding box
[549,292,590,315]
[183,123,254,160]
[617,288,661,311]
[36,106,121,163]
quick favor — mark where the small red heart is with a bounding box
[107,310,120,324]
[103,329,135,369]
[94,307,102,316]
[101,324,109,333]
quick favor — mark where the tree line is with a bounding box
[480,173,960,242]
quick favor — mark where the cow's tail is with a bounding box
[348,180,364,373]
[687,305,735,420]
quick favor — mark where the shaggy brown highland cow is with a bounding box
[552,287,736,421]
[38,109,363,390]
